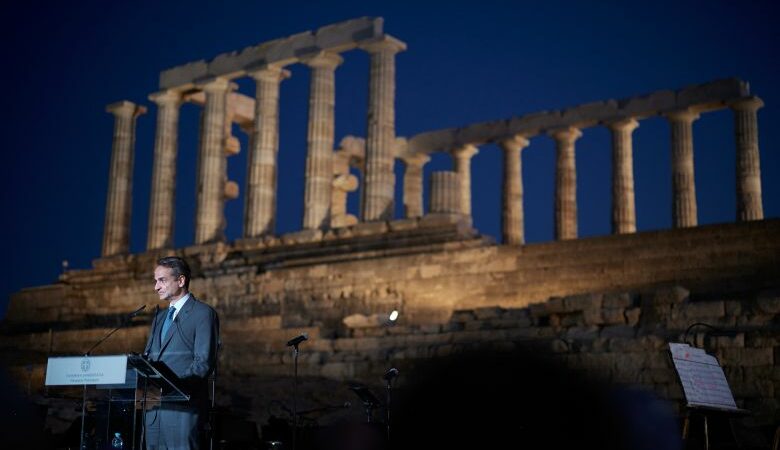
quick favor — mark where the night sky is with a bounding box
[3,0,779,318]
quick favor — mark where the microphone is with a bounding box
[383,368,399,381]
[128,304,147,318]
[286,333,308,347]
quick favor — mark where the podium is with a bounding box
[45,353,189,450]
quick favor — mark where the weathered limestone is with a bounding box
[102,101,146,256]
[451,144,479,219]
[159,17,384,89]
[302,52,343,230]
[429,171,461,217]
[195,78,234,244]
[666,109,699,228]
[146,90,182,250]
[244,65,290,237]
[362,37,406,222]
[406,78,750,155]
[607,118,639,234]
[401,153,430,218]
[550,127,582,240]
[729,96,764,221]
[498,135,530,245]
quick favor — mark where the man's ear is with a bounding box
[178,276,186,288]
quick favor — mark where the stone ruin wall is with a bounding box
[1,16,779,437]
[4,218,780,430]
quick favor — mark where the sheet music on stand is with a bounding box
[668,342,740,411]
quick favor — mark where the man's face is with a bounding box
[154,266,185,302]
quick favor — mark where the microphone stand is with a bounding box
[292,342,300,450]
[383,368,398,443]
[79,304,146,450]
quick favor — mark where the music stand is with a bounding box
[348,384,382,423]
[668,343,750,450]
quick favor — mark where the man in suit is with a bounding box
[144,256,219,450]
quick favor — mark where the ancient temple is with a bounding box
[2,17,778,446]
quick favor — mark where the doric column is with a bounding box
[429,172,461,217]
[498,135,530,245]
[146,90,182,250]
[194,78,233,244]
[361,37,407,221]
[102,101,146,256]
[401,153,430,218]
[451,144,479,219]
[550,127,582,240]
[666,109,699,228]
[729,96,764,221]
[302,52,342,230]
[244,65,290,237]
[608,118,639,234]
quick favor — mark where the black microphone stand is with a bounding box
[287,334,307,450]
[139,304,160,450]
[383,368,398,442]
[79,304,146,450]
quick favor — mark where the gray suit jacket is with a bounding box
[144,295,219,406]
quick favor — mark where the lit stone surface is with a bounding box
[244,65,290,237]
[607,118,639,235]
[362,37,406,221]
[729,96,764,221]
[498,135,530,245]
[195,78,234,244]
[549,127,582,240]
[102,101,146,256]
[147,90,182,250]
[665,109,699,228]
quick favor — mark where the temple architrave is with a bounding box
[2,17,779,440]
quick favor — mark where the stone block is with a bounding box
[676,78,747,107]
[566,326,599,341]
[602,325,636,339]
[351,221,389,236]
[645,286,689,306]
[676,300,725,320]
[564,293,603,312]
[561,312,584,327]
[561,100,618,125]
[619,90,676,117]
[603,292,634,309]
[545,296,566,313]
[450,310,476,323]
[315,17,383,49]
[507,110,561,135]
[756,289,780,314]
[602,308,626,325]
[719,348,773,367]
[582,308,604,326]
[473,306,503,320]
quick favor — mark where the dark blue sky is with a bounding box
[3,0,779,317]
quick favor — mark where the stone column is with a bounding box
[729,96,764,221]
[102,101,146,256]
[302,52,342,230]
[451,144,479,219]
[550,127,582,240]
[498,135,530,245]
[244,65,290,237]
[608,118,639,234]
[401,153,430,218]
[429,171,461,217]
[146,90,182,250]
[666,109,699,228]
[362,37,407,221]
[195,78,233,244]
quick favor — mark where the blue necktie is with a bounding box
[161,306,176,341]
